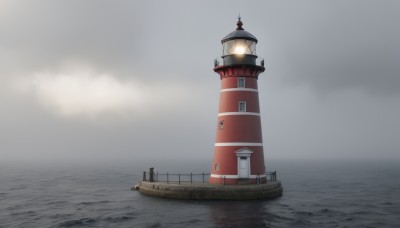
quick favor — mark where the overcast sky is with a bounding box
[0,0,399,165]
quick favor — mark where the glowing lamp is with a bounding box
[234,45,246,55]
[220,17,258,65]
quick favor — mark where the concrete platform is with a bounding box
[134,181,283,200]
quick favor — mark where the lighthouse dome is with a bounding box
[221,18,258,43]
[222,29,257,43]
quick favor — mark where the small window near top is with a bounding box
[219,120,224,130]
[238,101,246,112]
[238,77,245,88]
[215,163,219,171]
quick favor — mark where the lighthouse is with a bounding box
[135,17,282,199]
[210,17,266,185]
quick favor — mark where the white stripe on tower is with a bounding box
[214,142,263,147]
[218,112,260,117]
[220,88,258,93]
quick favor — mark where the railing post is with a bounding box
[179,174,181,185]
[167,172,169,183]
[143,171,147,181]
[202,172,205,182]
[190,172,192,184]
[149,167,154,182]
[156,171,158,182]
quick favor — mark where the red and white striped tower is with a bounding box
[210,18,266,185]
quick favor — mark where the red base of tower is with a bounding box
[209,177,267,185]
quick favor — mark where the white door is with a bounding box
[239,157,249,178]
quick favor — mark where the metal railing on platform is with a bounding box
[266,171,278,182]
[156,172,210,184]
[142,168,278,185]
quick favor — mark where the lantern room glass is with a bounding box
[222,39,256,56]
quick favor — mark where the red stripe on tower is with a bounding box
[210,17,266,185]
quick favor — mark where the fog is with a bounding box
[1,1,399,166]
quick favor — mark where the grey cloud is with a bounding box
[261,1,400,95]
[0,1,144,75]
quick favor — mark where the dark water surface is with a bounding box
[1,160,399,227]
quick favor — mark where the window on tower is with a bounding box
[219,120,224,130]
[238,77,245,88]
[238,101,246,112]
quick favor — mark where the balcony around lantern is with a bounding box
[214,56,265,68]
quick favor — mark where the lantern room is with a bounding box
[221,17,258,66]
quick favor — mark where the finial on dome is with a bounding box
[236,14,244,30]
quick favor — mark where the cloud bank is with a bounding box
[11,66,141,118]
[32,70,140,117]
[11,65,193,121]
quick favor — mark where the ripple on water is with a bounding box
[57,213,136,227]
[290,218,312,226]
[46,200,69,205]
[103,215,134,223]
[78,200,111,206]
[0,192,6,200]
[58,217,97,227]
[8,184,29,191]
[317,208,346,217]
[382,201,393,205]
[293,211,314,216]
[10,210,36,217]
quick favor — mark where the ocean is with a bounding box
[1,159,399,227]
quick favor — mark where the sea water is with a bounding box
[1,159,399,227]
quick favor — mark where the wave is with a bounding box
[78,200,111,206]
[57,214,135,227]
[293,211,314,216]
[58,217,97,227]
[103,215,134,223]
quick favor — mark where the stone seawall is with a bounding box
[135,181,283,200]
